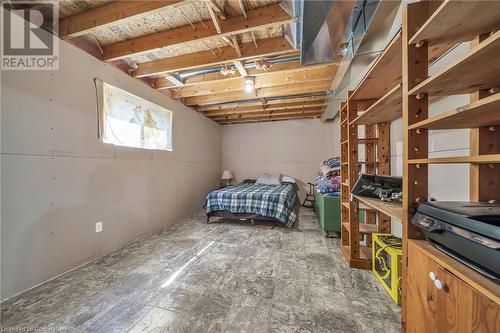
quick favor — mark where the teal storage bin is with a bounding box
[314,191,341,237]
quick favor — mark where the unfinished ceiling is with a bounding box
[56,0,342,124]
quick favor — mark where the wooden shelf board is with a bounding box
[341,222,378,234]
[353,195,403,221]
[341,244,372,270]
[409,154,500,165]
[341,162,348,165]
[409,30,500,97]
[351,84,402,125]
[341,182,349,187]
[409,240,500,304]
[351,31,402,101]
[358,202,371,210]
[358,138,379,144]
[409,1,500,47]
[360,223,378,234]
[408,92,500,130]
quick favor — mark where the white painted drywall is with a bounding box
[221,118,339,200]
[1,39,222,299]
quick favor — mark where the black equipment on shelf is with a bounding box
[412,201,500,282]
[351,174,402,201]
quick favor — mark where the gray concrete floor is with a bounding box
[1,208,400,333]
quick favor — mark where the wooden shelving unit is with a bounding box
[402,1,500,329]
[340,2,499,273]
[351,31,402,101]
[409,0,500,47]
[351,84,402,126]
[408,92,500,130]
[409,30,500,97]
[339,31,403,270]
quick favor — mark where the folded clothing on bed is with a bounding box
[204,183,297,226]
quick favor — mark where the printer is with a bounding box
[412,201,500,282]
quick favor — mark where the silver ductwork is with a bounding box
[322,1,403,120]
[300,0,357,66]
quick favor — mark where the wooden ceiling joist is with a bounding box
[199,100,326,114]
[59,0,185,39]
[219,113,322,125]
[210,110,321,122]
[169,63,337,98]
[184,80,332,105]
[155,60,301,89]
[133,36,297,78]
[212,109,323,121]
[102,4,293,61]
[195,94,327,111]
[205,105,326,117]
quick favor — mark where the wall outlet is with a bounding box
[95,222,103,233]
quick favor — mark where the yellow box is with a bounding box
[372,233,403,305]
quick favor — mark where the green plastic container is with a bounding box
[314,191,341,237]
[314,191,365,238]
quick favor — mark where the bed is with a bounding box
[204,181,299,227]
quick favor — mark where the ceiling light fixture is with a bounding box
[244,76,255,92]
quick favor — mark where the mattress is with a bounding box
[204,183,297,227]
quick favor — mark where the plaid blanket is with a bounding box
[204,183,297,226]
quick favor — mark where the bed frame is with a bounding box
[206,211,279,225]
[206,197,301,228]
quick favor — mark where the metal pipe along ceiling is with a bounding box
[177,55,301,80]
[195,91,328,107]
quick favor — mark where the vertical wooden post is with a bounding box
[402,2,431,329]
[377,122,390,175]
[377,122,391,233]
[365,124,376,174]
[365,124,376,246]
[340,102,350,247]
[347,92,360,259]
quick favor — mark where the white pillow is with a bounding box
[256,174,282,185]
[282,175,296,184]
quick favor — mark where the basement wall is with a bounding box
[221,118,339,200]
[1,40,222,300]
